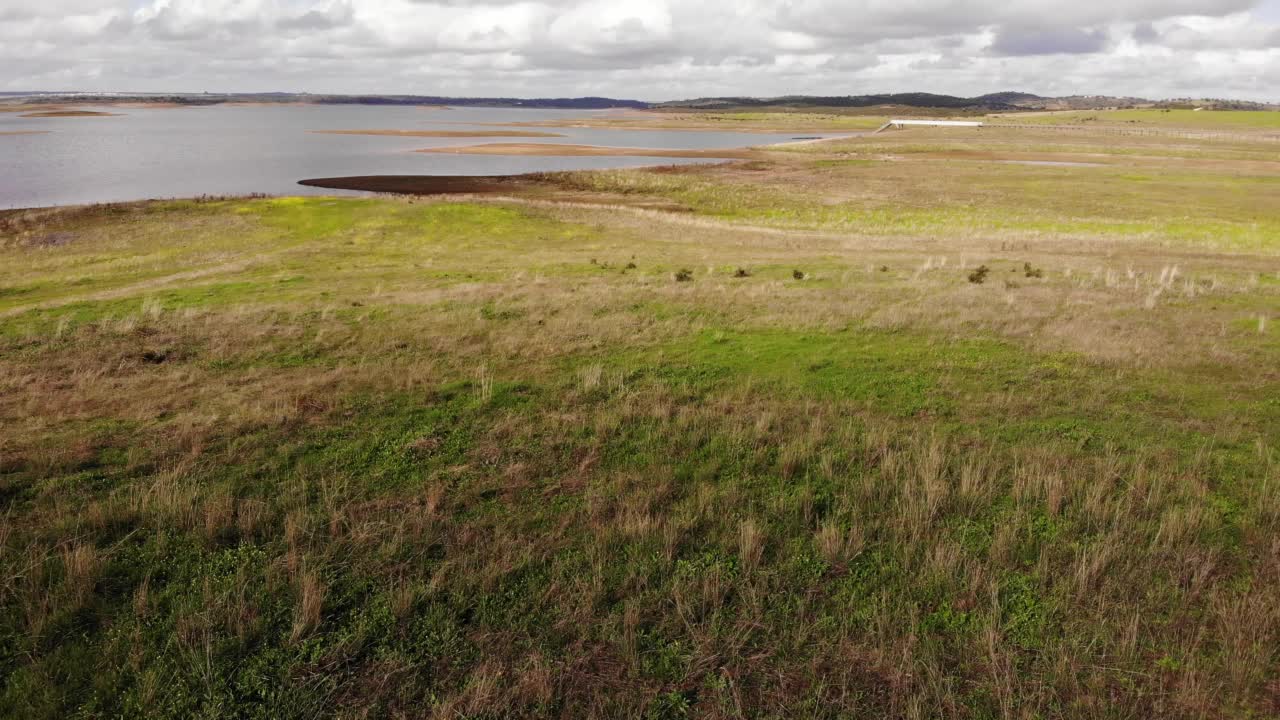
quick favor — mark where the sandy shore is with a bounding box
[429,119,828,134]
[0,104,62,113]
[427,108,887,134]
[0,130,50,136]
[110,102,192,109]
[18,110,119,118]
[415,142,756,158]
[311,129,566,138]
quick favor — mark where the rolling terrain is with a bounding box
[7,90,1275,115]
[1,111,1279,718]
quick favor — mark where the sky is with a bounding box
[1,0,1278,101]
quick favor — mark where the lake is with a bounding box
[0,105,819,209]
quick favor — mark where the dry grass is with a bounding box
[290,564,325,643]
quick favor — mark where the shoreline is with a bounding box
[422,108,890,134]
[18,110,120,118]
[301,133,844,196]
[3,133,848,209]
[310,129,566,138]
[1,109,860,209]
[413,142,759,159]
[296,174,548,195]
[426,119,874,134]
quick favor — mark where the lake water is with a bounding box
[0,105,820,209]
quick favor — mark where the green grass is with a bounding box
[2,126,1279,718]
[996,108,1280,130]
[554,161,1280,251]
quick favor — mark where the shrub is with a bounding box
[674,268,693,282]
[734,268,751,278]
[1024,262,1043,279]
[968,265,990,284]
[140,350,169,364]
[792,269,805,280]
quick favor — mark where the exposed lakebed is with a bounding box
[0,105,828,208]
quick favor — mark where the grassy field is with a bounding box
[987,108,1280,131]
[2,118,1279,719]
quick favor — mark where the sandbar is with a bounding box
[298,175,548,195]
[311,129,565,138]
[414,142,754,158]
[19,110,119,118]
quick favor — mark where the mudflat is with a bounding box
[297,174,549,194]
[415,142,757,158]
[18,110,119,118]
[310,129,566,138]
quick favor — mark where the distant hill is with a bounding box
[1153,97,1277,111]
[991,94,1152,110]
[309,94,648,110]
[3,92,649,110]
[657,92,1168,112]
[5,90,1274,113]
[657,93,1009,111]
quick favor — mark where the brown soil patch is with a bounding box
[414,142,756,159]
[0,131,49,136]
[311,129,566,138]
[29,232,77,247]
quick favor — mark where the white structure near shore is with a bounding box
[876,119,984,132]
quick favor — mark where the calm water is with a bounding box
[0,105,821,209]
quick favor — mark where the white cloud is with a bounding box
[437,3,541,52]
[0,0,1276,100]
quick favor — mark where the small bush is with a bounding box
[625,262,637,270]
[674,269,693,282]
[879,265,890,272]
[792,270,805,280]
[1024,262,1043,278]
[734,268,751,278]
[968,265,990,284]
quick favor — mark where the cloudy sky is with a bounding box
[1,0,1278,101]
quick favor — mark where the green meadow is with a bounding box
[999,108,1280,130]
